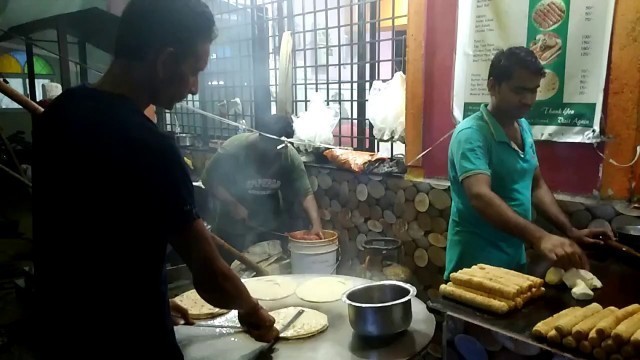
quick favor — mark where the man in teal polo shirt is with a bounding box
[445,47,613,279]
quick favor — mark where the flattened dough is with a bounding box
[243,276,297,301]
[270,306,329,339]
[173,289,230,319]
[295,277,352,303]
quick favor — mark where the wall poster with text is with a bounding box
[452,0,616,142]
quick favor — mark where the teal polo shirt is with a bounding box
[445,104,539,280]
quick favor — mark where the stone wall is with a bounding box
[305,165,640,303]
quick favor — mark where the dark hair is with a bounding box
[488,46,545,84]
[114,0,217,62]
[257,114,295,139]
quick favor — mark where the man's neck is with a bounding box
[487,103,517,127]
[94,60,152,112]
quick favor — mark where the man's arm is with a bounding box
[284,147,322,235]
[302,193,322,232]
[169,219,257,312]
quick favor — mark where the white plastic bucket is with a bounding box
[289,239,339,275]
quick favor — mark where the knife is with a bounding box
[191,323,244,331]
[254,309,305,359]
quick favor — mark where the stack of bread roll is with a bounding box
[439,264,545,314]
[532,303,640,359]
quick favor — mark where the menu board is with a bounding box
[452,0,616,142]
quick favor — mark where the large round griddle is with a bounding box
[175,275,436,360]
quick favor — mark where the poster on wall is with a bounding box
[452,0,616,142]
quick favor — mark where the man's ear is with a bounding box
[156,48,177,80]
[487,78,497,97]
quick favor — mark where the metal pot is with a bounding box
[175,133,195,147]
[614,225,640,252]
[342,280,416,337]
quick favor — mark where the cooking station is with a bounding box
[174,275,436,360]
[428,251,640,359]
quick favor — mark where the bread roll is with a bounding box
[531,287,546,299]
[471,265,534,291]
[602,337,618,353]
[532,307,581,338]
[447,283,519,310]
[589,328,603,347]
[621,344,636,358]
[555,303,603,337]
[612,311,640,346]
[632,328,640,349]
[450,272,519,299]
[579,340,592,354]
[439,284,509,314]
[573,307,619,341]
[459,268,523,295]
[547,329,562,344]
[595,305,640,339]
[593,347,607,360]
[562,336,577,349]
[476,264,544,287]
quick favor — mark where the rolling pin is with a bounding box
[0,80,44,115]
[209,232,269,276]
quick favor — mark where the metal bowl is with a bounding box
[342,280,417,337]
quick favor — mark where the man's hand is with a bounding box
[308,226,324,240]
[170,299,195,326]
[567,227,615,246]
[535,233,590,270]
[231,203,249,222]
[238,303,279,343]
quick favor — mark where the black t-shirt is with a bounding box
[35,86,198,359]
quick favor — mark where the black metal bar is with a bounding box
[24,38,37,102]
[78,41,89,84]
[251,2,271,130]
[56,23,72,89]
[356,1,367,150]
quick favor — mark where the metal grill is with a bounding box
[167,0,407,155]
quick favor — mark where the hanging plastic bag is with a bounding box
[292,92,340,152]
[367,72,406,142]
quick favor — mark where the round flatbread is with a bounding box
[270,306,329,339]
[243,276,297,301]
[537,70,560,101]
[173,289,230,319]
[295,277,352,303]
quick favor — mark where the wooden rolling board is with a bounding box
[175,275,436,360]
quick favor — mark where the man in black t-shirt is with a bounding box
[35,1,278,358]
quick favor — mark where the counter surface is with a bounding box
[429,255,640,359]
[175,275,436,360]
